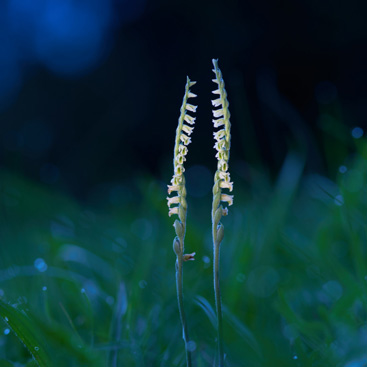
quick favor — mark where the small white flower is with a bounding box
[218,160,228,172]
[167,196,180,206]
[167,185,180,194]
[214,140,227,151]
[180,134,191,145]
[219,180,233,192]
[213,118,225,127]
[175,164,185,175]
[188,92,197,98]
[211,98,222,107]
[168,207,179,217]
[218,171,231,182]
[213,129,226,141]
[212,78,219,84]
[183,252,196,261]
[186,104,197,113]
[212,89,220,94]
[175,154,186,164]
[182,124,194,136]
[221,194,233,206]
[189,81,197,87]
[184,114,196,125]
[213,109,224,118]
[178,145,188,155]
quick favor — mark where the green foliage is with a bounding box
[0,136,367,366]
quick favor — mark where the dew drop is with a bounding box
[34,346,39,351]
[139,280,147,289]
[4,328,10,335]
[339,165,347,174]
[293,355,298,360]
[34,258,48,272]
[202,256,210,264]
[187,340,197,352]
[42,286,47,291]
[351,127,363,139]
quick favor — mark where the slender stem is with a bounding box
[213,227,224,366]
[176,253,192,367]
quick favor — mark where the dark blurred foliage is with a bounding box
[1,0,367,199]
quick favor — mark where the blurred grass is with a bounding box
[0,140,367,366]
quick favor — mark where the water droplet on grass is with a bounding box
[34,258,48,272]
[293,355,298,360]
[187,340,196,352]
[4,328,10,335]
[351,127,363,139]
[34,346,39,351]
[339,165,347,174]
[42,286,47,291]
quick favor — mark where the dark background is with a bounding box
[1,0,367,200]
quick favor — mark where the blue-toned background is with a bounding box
[1,1,367,366]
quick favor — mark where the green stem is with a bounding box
[176,253,192,367]
[213,229,224,366]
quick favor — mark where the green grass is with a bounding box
[0,141,367,366]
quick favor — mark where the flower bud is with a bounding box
[173,237,181,256]
[216,223,224,244]
[173,219,184,238]
[213,206,223,226]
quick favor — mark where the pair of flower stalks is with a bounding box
[167,59,233,367]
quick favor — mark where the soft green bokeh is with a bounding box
[0,139,367,366]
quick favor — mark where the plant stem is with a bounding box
[213,229,224,367]
[176,252,192,367]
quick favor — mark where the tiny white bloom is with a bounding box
[212,89,221,94]
[213,109,224,118]
[188,92,197,98]
[213,129,226,141]
[219,180,233,192]
[180,134,191,145]
[168,207,179,217]
[221,194,233,206]
[211,98,222,107]
[185,104,197,112]
[182,124,194,136]
[167,196,180,206]
[167,185,180,194]
[213,118,225,127]
[184,114,196,125]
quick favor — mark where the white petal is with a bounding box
[167,196,180,206]
[189,81,196,86]
[211,98,222,107]
[221,194,233,206]
[184,114,196,125]
[212,89,221,94]
[213,129,226,141]
[186,104,197,112]
[188,92,197,98]
[213,118,225,127]
[213,109,224,118]
[182,124,194,136]
[220,181,233,192]
[212,79,219,84]
[168,207,179,217]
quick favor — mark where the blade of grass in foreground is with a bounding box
[0,299,51,367]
